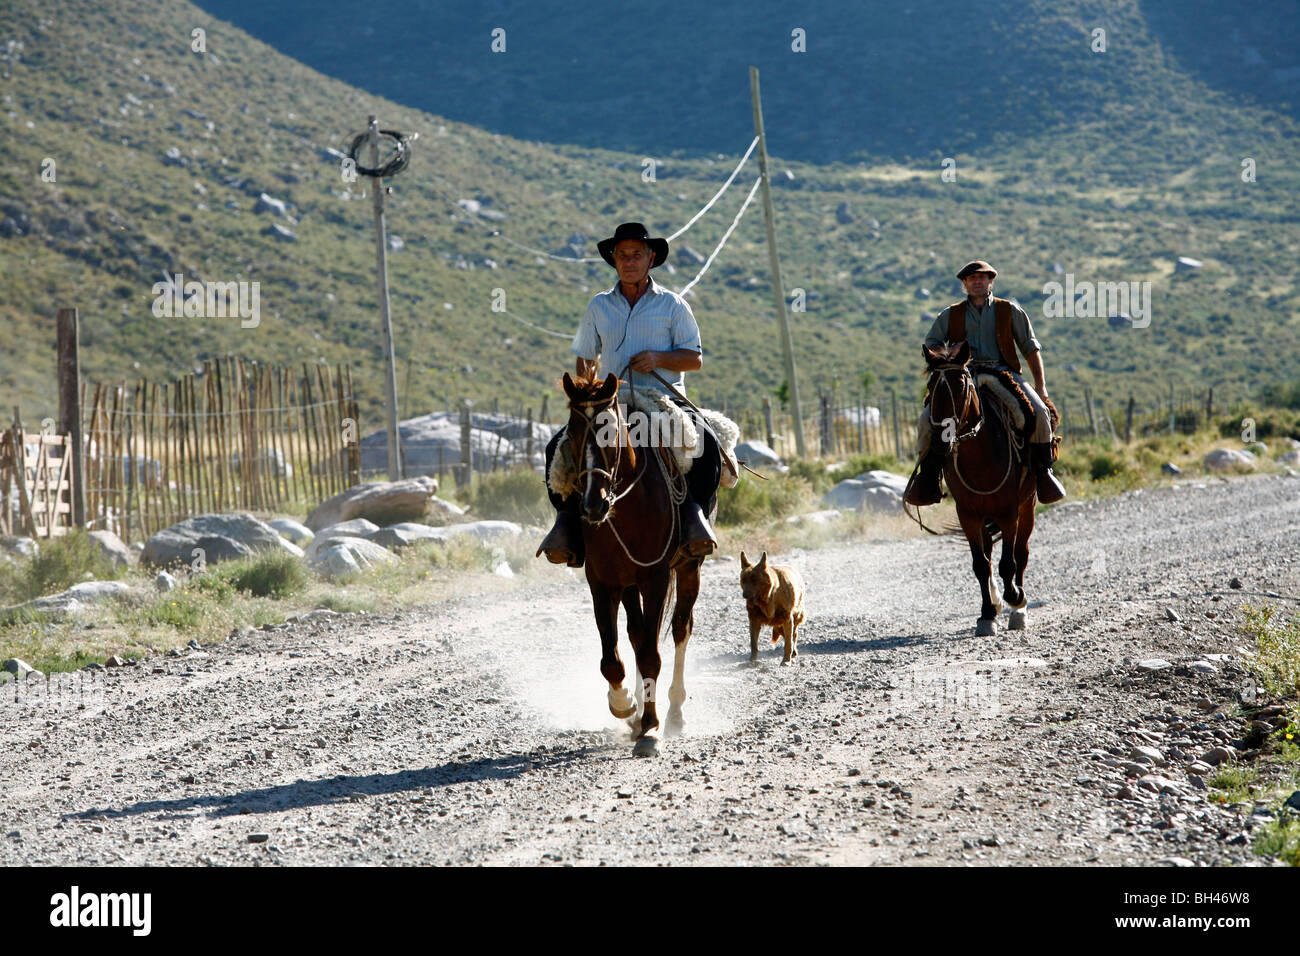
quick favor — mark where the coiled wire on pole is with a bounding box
[347,129,415,178]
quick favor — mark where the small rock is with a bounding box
[2,658,35,677]
[1161,462,1181,476]
[1131,745,1165,764]
[1136,658,1172,672]
[1229,577,1242,589]
[247,833,269,843]
[1284,791,1300,812]
[105,655,125,667]
[1188,660,1218,675]
[1164,607,1180,623]
[1202,746,1235,766]
[155,570,178,592]
[1186,774,1207,791]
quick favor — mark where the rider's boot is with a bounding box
[904,442,947,506]
[671,499,717,567]
[536,503,585,567]
[1030,442,1066,503]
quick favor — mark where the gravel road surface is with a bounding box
[2,474,1296,866]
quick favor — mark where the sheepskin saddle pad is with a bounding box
[547,393,740,499]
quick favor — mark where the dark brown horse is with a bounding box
[921,341,1053,636]
[561,371,702,756]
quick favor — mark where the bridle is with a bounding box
[928,361,1024,496]
[567,389,644,518]
[927,361,982,447]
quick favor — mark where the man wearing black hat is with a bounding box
[904,260,1066,505]
[536,222,722,568]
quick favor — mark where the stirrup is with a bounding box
[535,510,584,567]
[672,502,716,567]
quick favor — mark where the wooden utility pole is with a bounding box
[56,307,85,528]
[368,116,403,480]
[750,66,806,457]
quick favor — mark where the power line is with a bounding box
[676,176,762,298]
[666,136,758,242]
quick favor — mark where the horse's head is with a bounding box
[563,370,623,524]
[923,341,980,444]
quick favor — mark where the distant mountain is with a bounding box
[198,0,1300,162]
[1,0,1298,432]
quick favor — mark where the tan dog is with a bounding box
[739,551,806,664]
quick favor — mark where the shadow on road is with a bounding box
[63,745,608,822]
[696,632,932,668]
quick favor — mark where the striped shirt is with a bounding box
[571,277,702,398]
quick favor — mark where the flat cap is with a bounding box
[956,260,997,280]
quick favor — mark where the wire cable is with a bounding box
[676,176,762,298]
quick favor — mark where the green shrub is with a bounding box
[466,468,550,525]
[717,474,813,526]
[228,553,308,599]
[1241,605,1300,699]
[0,531,122,604]
[1088,450,1127,481]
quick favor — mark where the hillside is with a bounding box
[1,0,1298,436]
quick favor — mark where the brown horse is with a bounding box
[561,371,702,757]
[921,341,1051,636]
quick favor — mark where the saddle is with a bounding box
[974,367,1061,461]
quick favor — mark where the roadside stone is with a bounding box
[1164,607,1180,623]
[0,536,38,559]
[1203,449,1254,473]
[1284,791,1300,812]
[305,478,438,531]
[1229,577,1242,589]
[1136,659,1172,672]
[1202,746,1235,766]
[105,655,125,667]
[1161,462,1181,476]
[3,658,36,677]
[142,513,298,568]
[246,832,269,843]
[88,530,133,569]
[1186,774,1207,791]
[155,570,178,592]
[1188,660,1218,675]
[4,580,139,620]
[1130,746,1165,764]
[267,518,314,545]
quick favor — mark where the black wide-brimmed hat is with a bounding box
[956,259,998,280]
[597,222,669,269]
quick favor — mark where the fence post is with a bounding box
[56,307,86,528]
[762,397,774,450]
[1205,386,1213,424]
[1124,394,1134,444]
[459,399,473,487]
[540,394,549,424]
[526,407,535,463]
[890,388,902,461]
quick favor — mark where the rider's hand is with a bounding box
[629,351,660,373]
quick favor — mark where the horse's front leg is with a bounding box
[998,510,1024,611]
[629,578,670,754]
[592,581,634,719]
[958,511,999,636]
[666,562,701,736]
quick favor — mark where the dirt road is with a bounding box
[2,474,1296,866]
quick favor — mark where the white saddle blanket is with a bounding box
[548,393,740,498]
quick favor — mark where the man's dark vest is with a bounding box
[947,297,1021,372]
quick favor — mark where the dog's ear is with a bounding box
[739,550,751,570]
[757,551,768,570]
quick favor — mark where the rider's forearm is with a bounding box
[651,349,703,373]
[1026,350,1047,396]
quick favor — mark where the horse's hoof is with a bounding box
[633,735,660,758]
[608,688,636,719]
[975,618,997,637]
[664,710,686,738]
[748,654,759,665]
[1008,609,1027,630]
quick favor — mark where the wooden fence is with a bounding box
[0,423,75,538]
[80,358,359,540]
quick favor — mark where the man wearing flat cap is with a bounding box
[536,221,722,568]
[904,260,1066,505]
